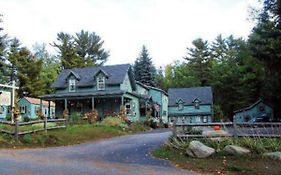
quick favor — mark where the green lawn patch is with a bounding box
[0,122,151,148]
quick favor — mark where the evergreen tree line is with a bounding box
[155,0,281,120]
[0,17,109,97]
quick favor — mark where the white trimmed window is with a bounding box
[0,106,4,114]
[69,79,76,92]
[125,102,131,115]
[20,106,26,114]
[97,77,105,90]
[178,103,183,111]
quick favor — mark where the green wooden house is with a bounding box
[233,99,273,123]
[18,97,55,119]
[168,87,213,124]
[40,64,144,122]
[136,82,168,123]
[0,88,12,120]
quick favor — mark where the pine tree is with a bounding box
[75,30,109,66]
[0,14,8,83]
[184,38,211,86]
[248,0,281,119]
[53,30,109,69]
[133,46,156,87]
[53,32,83,69]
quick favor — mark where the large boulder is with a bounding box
[186,141,215,158]
[223,145,250,155]
[263,152,281,161]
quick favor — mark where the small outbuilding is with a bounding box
[18,97,56,119]
[233,99,273,123]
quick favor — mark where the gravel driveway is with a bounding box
[0,129,198,175]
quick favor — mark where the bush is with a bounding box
[5,114,12,121]
[22,134,33,144]
[100,116,125,127]
[23,116,30,122]
[84,110,98,124]
[70,112,81,124]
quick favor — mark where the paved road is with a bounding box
[0,129,198,175]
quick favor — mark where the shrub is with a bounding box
[5,114,12,121]
[100,116,125,127]
[84,110,98,124]
[23,116,30,122]
[70,112,81,124]
[22,134,33,144]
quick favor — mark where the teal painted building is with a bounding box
[0,88,12,120]
[168,87,213,124]
[18,97,56,119]
[233,99,273,123]
[40,64,142,122]
[136,82,169,123]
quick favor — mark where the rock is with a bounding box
[223,145,250,155]
[263,152,281,161]
[186,141,215,158]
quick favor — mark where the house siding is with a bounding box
[234,101,273,123]
[120,73,132,93]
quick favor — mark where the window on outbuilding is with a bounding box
[97,77,105,90]
[69,79,76,92]
[0,106,4,114]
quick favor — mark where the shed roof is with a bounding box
[23,97,55,107]
[233,99,271,113]
[168,87,213,106]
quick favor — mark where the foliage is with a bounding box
[70,112,82,124]
[167,137,281,154]
[133,45,156,86]
[100,116,126,127]
[22,134,33,144]
[248,0,281,119]
[5,114,11,121]
[53,30,109,69]
[84,110,98,124]
[153,145,281,175]
[23,116,30,122]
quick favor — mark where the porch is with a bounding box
[39,91,137,120]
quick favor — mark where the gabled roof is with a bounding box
[168,87,213,106]
[52,64,131,89]
[22,97,55,107]
[234,99,270,113]
[65,71,81,80]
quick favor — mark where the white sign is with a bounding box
[0,91,11,106]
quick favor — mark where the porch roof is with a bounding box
[39,90,125,100]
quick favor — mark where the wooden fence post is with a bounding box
[14,118,19,140]
[44,116,47,132]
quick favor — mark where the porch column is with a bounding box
[64,99,67,111]
[40,99,43,113]
[91,97,95,110]
[48,101,51,118]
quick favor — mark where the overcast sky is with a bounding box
[1,0,259,67]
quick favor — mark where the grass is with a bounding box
[152,145,281,175]
[0,122,151,148]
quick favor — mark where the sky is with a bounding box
[1,0,259,67]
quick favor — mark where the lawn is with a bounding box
[0,122,151,148]
[152,145,281,175]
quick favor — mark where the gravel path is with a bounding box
[0,129,198,175]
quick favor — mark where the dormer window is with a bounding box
[177,98,184,111]
[193,98,200,109]
[97,76,105,90]
[69,79,76,92]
